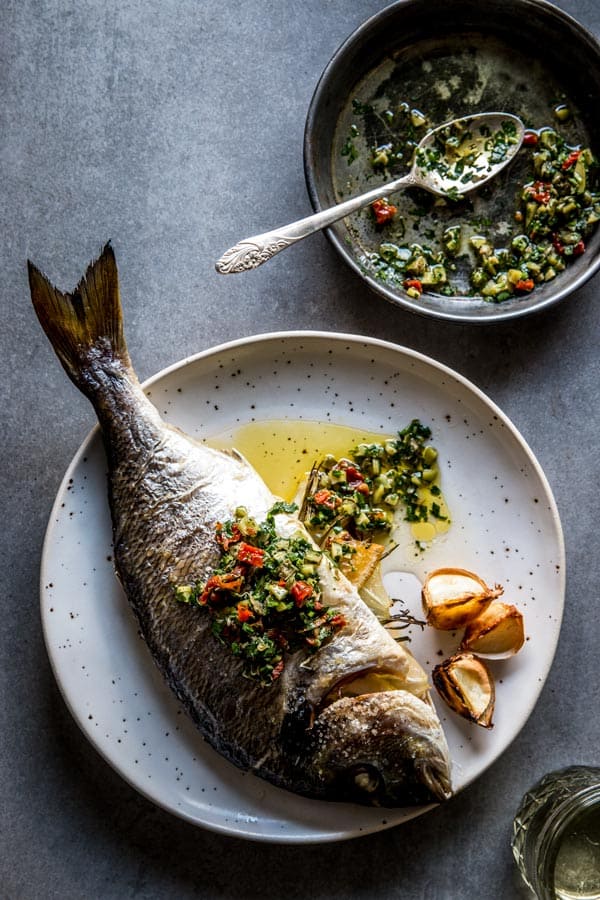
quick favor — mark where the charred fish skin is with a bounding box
[28,245,452,806]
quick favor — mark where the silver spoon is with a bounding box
[215,112,524,275]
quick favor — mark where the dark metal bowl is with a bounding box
[304,0,600,322]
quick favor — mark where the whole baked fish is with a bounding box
[29,245,452,806]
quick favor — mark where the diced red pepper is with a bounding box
[523,131,539,146]
[552,234,565,255]
[313,489,338,509]
[404,279,423,294]
[573,240,586,256]
[515,279,535,293]
[236,542,265,567]
[208,572,245,592]
[329,613,347,628]
[345,465,363,483]
[200,571,245,603]
[215,522,242,550]
[291,581,313,606]
[525,181,552,204]
[562,150,582,170]
[236,602,253,623]
[371,198,397,224]
[345,465,368,491]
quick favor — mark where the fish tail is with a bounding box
[28,243,131,395]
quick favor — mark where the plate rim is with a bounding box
[40,329,566,842]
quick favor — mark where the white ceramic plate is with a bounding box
[41,332,564,842]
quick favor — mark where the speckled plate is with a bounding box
[41,332,564,842]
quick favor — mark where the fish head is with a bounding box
[307,690,452,807]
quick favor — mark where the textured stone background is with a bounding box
[1,1,599,897]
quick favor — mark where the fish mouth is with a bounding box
[308,687,452,807]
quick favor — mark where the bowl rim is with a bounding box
[303,0,600,324]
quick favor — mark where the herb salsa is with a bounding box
[177,420,449,684]
[332,33,600,305]
[345,104,599,302]
[175,503,347,684]
[301,419,447,541]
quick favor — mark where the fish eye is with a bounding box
[350,764,382,795]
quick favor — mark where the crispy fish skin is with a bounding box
[28,245,452,806]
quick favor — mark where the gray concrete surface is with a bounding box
[2,1,600,897]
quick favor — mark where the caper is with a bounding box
[372,485,385,505]
[553,104,571,122]
[423,446,438,465]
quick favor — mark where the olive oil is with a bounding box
[205,419,450,540]
[205,420,382,501]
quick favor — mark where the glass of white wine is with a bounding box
[512,766,600,899]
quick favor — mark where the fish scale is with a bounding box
[28,244,452,807]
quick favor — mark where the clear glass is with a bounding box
[512,766,600,899]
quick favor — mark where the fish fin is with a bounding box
[28,243,131,391]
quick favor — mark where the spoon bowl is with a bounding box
[411,113,524,198]
[216,112,523,274]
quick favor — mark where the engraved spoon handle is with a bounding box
[215,172,416,274]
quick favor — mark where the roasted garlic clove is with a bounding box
[432,652,495,728]
[460,601,525,659]
[422,567,503,630]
